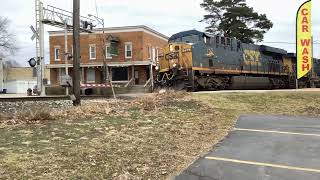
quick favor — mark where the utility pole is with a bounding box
[64,20,69,95]
[35,0,45,96]
[73,0,81,106]
[0,58,3,92]
[39,1,45,96]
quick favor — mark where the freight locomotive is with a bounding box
[155,30,319,91]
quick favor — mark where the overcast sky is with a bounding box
[1,0,320,66]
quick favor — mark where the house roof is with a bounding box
[48,25,169,41]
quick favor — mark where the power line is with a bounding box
[261,41,320,45]
[261,42,296,44]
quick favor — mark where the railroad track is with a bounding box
[0,95,112,102]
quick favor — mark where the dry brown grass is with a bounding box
[1,91,320,179]
[17,109,54,123]
[0,108,55,125]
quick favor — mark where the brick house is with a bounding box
[47,25,168,87]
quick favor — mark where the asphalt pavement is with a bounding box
[175,115,320,180]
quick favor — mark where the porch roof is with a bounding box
[46,61,155,69]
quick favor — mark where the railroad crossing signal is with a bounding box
[30,25,39,41]
[28,58,38,67]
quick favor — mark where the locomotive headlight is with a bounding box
[169,44,174,52]
[173,63,177,68]
[155,66,159,71]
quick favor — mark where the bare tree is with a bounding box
[0,16,19,79]
[0,16,17,57]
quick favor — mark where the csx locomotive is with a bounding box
[156,30,319,91]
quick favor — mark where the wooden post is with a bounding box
[72,0,81,106]
[132,66,135,85]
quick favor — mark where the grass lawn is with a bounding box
[0,91,320,179]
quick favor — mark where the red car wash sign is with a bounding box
[296,0,312,79]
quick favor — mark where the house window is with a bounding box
[89,45,96,60]
[55,47,60,61]
[125,42,132,58]
[106,43,112,59]
[86,68,95,83]
[112,67,128,81]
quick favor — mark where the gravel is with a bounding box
[0,100,73,114]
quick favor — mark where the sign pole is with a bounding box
[296,0,312,87]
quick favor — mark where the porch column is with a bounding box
[150,63,154,91]
[110,67,112,82]
[132,65,135,85]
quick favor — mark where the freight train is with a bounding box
[155,30,319,91]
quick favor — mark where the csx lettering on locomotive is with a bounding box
[165,52,179,60]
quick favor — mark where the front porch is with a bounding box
[46,62,155,95]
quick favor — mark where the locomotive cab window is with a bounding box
[175,46,180,51]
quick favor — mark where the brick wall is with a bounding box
[49,31,146,64]
[49,29,167,64]
[49,26,168,85]
[142,32,168,61]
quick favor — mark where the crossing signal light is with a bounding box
[28,58,37,67]
[83,21,89,29]
[82,21,95,30]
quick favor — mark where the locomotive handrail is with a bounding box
[144,78,152,87]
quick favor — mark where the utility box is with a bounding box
[60,75,72,87]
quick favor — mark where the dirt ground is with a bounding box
[0,91,320,179]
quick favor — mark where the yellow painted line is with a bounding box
[234,128,320,137]
[205,157,320,173]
